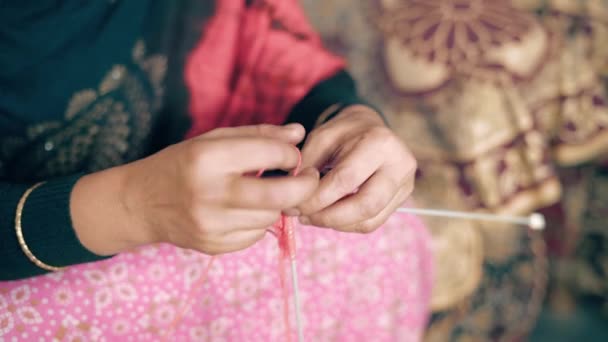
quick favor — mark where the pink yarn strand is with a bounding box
[163,149,303,340]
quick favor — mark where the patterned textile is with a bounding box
[301,0,608,340]
[0,214,432,341]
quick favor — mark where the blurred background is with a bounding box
[300,0,608,341]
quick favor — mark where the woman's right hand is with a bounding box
[70,124,319,256]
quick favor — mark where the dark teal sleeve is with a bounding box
[0,175,108,281]
[284,69,386,133]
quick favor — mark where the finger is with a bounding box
[333,185,410,234]
[302,170,401,228]
[226,167,319,209]
[298,145,384,216]
[204,229,268,255]
[201,124,305,145]
[300,119,362,170]
[203,208,280,233]
[197,138,301,174]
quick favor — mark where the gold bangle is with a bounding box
[15,181,64,272]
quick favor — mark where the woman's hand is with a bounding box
[293,105,416,233]
[71,124,319,256]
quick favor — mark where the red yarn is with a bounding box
[164,152,302,341]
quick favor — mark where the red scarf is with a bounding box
[184,0,345,137]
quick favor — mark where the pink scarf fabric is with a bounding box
[184,0,344,136]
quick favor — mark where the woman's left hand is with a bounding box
[292,105,417,233]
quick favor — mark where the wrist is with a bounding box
[70,164,156,255]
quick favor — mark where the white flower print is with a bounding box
[0,286,42,336]
[139,245,159,258]
[44,271,64,282]
[0,311,14,336]
[209,317,232,336]
[137,290,182,333]
[347,269,382,306]
[147,263,165,281]
[57,314,101,342]
[184,264,203,289]
[0,294,8,309]
[154,304,176,325]
[176,248,200,261]
[93,288,113,311]
[112,320,128,335]
[10,285,31,304]
[16,307,42,324]
[54,287,73,306]
[64,329,87,342]
[153,290,170,304]
[114,283,137,301]
[206,260,223,278]
[83,263,137,313]
[189,326,208,341]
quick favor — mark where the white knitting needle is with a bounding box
[287,206,545,342]
[290,259,304,342]
[395,207,546,230]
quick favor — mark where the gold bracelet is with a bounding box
[15,181,64,272]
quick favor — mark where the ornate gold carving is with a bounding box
[376,0,548,93]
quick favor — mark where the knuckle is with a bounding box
[358,196,386,217]
[307,127,330,146]
[260,211,281,227]
[364,125,391,142]
[310,213,326,225]
[283,145,299,167]
[190,212,210,234]
[352,221,375,234]
[261,188,285,208]
[404,150,418,171]
[309,215,329,228]
[332,168,357,194]
[268,143,297,168]
[360,221,377,233]
[284,182,314,206]
[409,157,418,174]
[184,141,215,171]
[297,201,315,216]
[403,178,415,196]
[256,124,272,136]
[306,127,321,141]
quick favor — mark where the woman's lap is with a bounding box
[0,213,432,341]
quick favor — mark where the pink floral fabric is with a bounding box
[0,213,432,341]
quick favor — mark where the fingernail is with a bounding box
[284,123,304,136]
[283,208,301,216]
[299,216,311,225]
[284,123,301,130]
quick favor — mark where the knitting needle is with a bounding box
[395,207,546,230]
[290,259,304,342]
